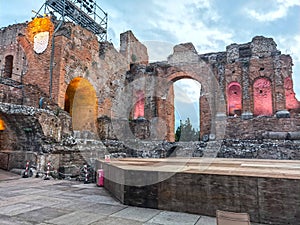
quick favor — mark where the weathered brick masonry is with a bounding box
[0,18,300,171]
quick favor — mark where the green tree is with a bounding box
[175,118,200,142]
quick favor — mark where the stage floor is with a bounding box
[99,157,300,179]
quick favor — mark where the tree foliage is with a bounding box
[175,118,200,142]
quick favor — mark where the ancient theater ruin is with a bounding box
[0,1,300,176]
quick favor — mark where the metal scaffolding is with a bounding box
[37,0,108,41]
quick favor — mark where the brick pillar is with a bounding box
[241,62,252,114]
[200,95,211,139]
[156,85,174,142]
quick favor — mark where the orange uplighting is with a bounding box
[26,16,54,42]
[0,119,5,131]
[64,77,98,131]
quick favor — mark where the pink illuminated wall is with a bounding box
[284,77,300,110]
[133,90,145,119]
[227,82,242,116]
[253,78,273,116]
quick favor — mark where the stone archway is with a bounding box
[64,77,98,132]
[161,71,214,142]
[173,78,201,141]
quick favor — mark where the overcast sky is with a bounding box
[1,0,299,130]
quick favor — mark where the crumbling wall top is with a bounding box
[120,30,148,65]
[167,42,199,65]
[251,36,279,58]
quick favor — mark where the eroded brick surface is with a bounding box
[1,21,300,170]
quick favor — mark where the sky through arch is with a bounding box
[174,79,201,132]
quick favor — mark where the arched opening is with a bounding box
[227,82,242,116]
[4,55,13,78]
[174,79,201,142]
[253,78,273,116]
[64,77,98,131]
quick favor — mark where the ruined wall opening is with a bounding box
[174,79,201,141]
[4,55,13,78]
[253,77,273,116]
[227,82,242,116]
[64,77,98,132]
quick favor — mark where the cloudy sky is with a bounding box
[1,0,299,130]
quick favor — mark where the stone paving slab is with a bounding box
[0,214,34,225]
[80,203,126,216]
[81,195,122,205]
[25,196,72,208]
[8,188,49,196]
[90,216,143,225]
[111,206,161,222]
[49,199,100,211]
[16,207,71,224]
[195,215,216,225]
[0,195,43,208]
[46,211,106,225]
[0,203,42,216]
[145,211,200,225]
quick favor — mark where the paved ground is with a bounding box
[0,169,265,225]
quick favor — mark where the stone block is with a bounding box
[241,112,253,120]
[287,132,300,140]
[276,110,290,118]
[268,132,288,140]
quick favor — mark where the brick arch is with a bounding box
[253,77,273,116]
[64,77,98,132]
[227,82,242,116]
[173,78,202,138]
[160,67,216,141]
[166,71,210,93]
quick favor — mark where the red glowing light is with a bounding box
[253,78,273,116]
[134,90,145,119]
[284,77,300,110]
[227,82,242,116]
